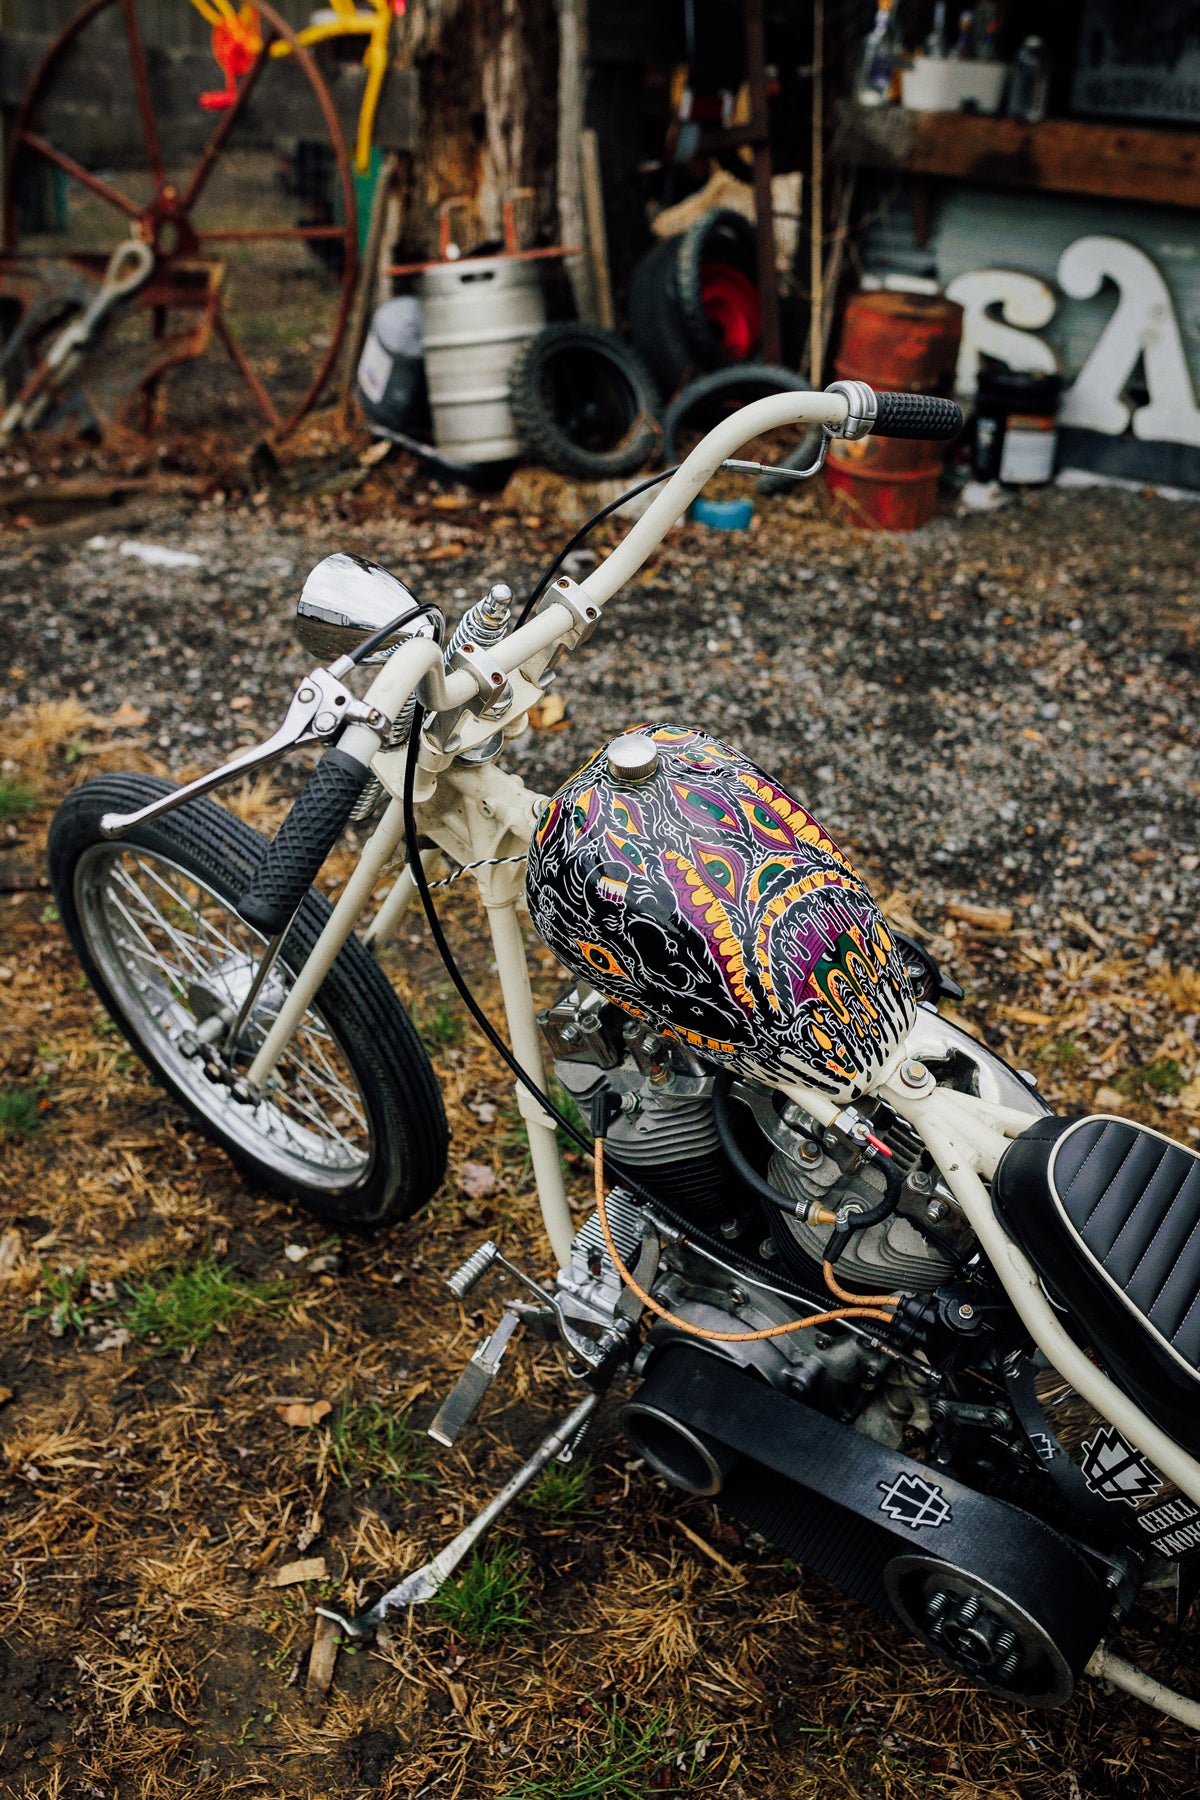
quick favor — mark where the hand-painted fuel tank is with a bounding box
[526,724,916,1099]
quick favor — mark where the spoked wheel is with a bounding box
[884,1555,1079,1708]
[1,0,356,445]
[49,774,447,1226]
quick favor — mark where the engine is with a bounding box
[541,980,964,1299]
[540,980,1051,1488]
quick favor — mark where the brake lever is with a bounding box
[98,664,390,840]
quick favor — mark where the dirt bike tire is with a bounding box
[508,323,659,479]
[48,772,448,1228]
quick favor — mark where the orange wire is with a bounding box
[822,1260,902,1310]
[593,1138,898,1336]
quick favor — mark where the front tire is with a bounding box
[48,773,448,1227]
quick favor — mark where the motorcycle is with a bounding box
[47,382,1200,1726]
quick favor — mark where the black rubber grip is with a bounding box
[873,391,963,441]
[237,746,371,934]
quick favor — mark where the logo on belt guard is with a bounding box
[878,1471,953,1530]
[1079,1425,1160,1507]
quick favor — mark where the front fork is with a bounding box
[234,770,574,1264]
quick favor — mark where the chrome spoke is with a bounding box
[83,845,373,1185]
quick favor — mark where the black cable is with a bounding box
[401,701,594,1156]
[348,599,442,666]
[515,466,680,626]
[711,1071,808,1217]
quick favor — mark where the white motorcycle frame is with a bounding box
[229,388,1200,1539]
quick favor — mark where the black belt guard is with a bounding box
[637,1346,1118,1707]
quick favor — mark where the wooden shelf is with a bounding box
[839,106,1200,211]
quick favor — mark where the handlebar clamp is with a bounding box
[537,573,601,649]
[822,379,879,442]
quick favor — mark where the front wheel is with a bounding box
[48,774,448,1227]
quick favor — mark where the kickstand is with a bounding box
[317,1390,601,1639]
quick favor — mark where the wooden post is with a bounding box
[580,126,614,328]
[557,0,594,322]
[744,0,781,365]
[809,0,825,385]
[339,151,401,425]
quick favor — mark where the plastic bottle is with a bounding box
[924,1,947,58]
[1008,36,1050,122]
[858,0,901,106]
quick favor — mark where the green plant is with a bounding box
[551,1079,586,1150]
[124,1255,289,1353]
[26,1264,113,1337]
[0,1084,48,1138]
[419,995,465,1048]
[431,1544,529,1644]
[1116,1057,1189,1099]
[321,1399,428,1488]
[501,1705,707,1799]
[521,1456,594,1521]
[1040,1033,1084,1065]
[1145,1057,1188,1096]
[0,778,36,824]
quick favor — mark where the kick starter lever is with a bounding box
[318,1391,600,1638]
[98,663,390,840]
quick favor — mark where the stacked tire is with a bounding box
[628,209,760,399]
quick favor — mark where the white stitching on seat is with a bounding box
[1124,1157,1198,1301]
[1058,1123,1127,1225]
[1104,1143,1178,1268]
[1066,1127,1142,1230]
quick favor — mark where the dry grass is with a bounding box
[3,726,1200,1799]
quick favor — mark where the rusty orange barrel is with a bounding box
[825,291,963,531]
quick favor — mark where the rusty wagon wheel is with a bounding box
[0,0,357,446]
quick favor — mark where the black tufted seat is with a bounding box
[993,1114,1200,1461]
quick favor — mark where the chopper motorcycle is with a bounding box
[47,382,1200,1725]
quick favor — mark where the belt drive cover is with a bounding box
[643,1346,1114,1707]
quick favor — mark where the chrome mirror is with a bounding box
[295,553,441,664]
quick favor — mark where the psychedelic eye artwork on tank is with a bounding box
[526,724,915,1098]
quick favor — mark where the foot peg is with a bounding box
[445,1239,502,1300]
[428,1308,522,1447]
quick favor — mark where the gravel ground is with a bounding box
[3,474,1198,954]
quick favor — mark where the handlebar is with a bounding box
[231,381,964,927]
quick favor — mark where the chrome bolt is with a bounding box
[899,1059,929,1088]
[927,1201,946,1222]
[909,1168,932,1193]
[314,709,338,734]
[297,685,315,702]
[958,1302,975,1320]
[728,1287,747,1308]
